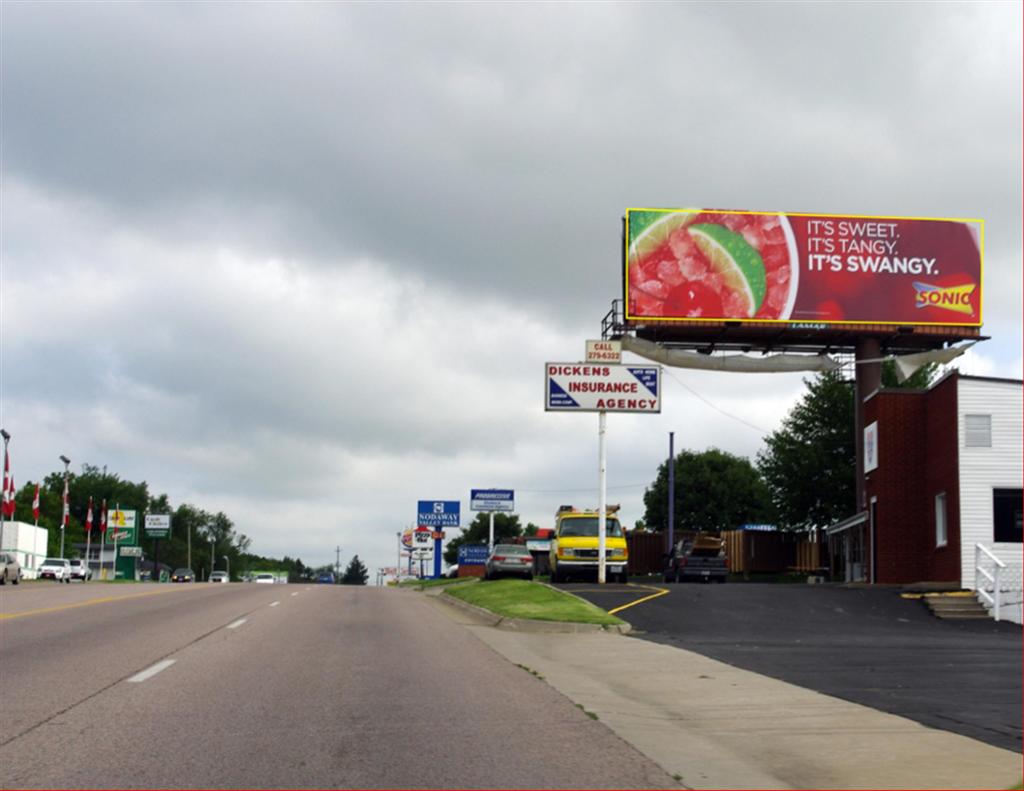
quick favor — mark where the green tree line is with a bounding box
[8,463,305,580]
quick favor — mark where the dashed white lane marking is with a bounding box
[290,592,298,597]
[227,618,247,629]
[127,659,176,683]
[269,601,280,607]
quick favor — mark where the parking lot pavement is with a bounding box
[562,581,1022,753]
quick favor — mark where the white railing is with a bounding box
[975,543,1006,622]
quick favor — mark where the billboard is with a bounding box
[546,363,661,413]
[625,209,983,326]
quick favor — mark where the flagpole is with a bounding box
[84,497,93,583]
[100,499,107,581]
[111,502,120,581]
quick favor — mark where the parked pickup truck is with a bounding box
[69,559,92,581]
[664,534,728,583]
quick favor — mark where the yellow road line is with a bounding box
[607,584,670,615]
[0,588,181,620]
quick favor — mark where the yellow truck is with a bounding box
[549,505,628,584]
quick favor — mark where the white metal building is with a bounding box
[0,521,49,579]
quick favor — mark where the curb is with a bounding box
[438,589,632,635]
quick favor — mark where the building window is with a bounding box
[993,489,1023,544]
[935,492,948,548]
[965,414,992,447]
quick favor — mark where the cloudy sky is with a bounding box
[2,2,1020,576]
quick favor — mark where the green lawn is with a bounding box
[446,578,624,626]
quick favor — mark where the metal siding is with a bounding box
[957,379,1023,587]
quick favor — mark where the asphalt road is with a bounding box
[0,582,673,789]
[561,581,1022,753]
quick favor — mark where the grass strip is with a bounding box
[446,578,624,625]
[398,577,480,590]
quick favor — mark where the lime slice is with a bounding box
[687,223,766,317]
[628,210,699,263]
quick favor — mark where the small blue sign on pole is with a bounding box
[457,545,489,566]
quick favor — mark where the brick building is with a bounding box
[828,372,1022,588]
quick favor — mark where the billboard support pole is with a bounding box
[488,512,494,553]
[598,410,607,585]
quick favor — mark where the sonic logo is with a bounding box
[913,281,976,316]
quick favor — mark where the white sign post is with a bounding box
[545,361,661,583]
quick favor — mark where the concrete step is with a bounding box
[925,594,991,620]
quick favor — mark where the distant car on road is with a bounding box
[68,558,92,582]
[171,568,195,583]
[39,558,71,583]
[484,544,534,581]
[317,572,335,584]
[209,571,229,583]
[0,552,21,585]
[255,573,277,584]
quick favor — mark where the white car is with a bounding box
[39,558,71,583]
[69,559,93,581]
[254,573,277,584]
[209,571,229,583]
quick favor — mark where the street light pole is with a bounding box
[59,455,70,558]
[210,537,215,581]
[0,430,10,546]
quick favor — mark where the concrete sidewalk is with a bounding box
[438,599,1022,790]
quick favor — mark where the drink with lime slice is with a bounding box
[627,209,797,320]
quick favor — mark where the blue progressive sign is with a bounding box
[470,488,514,512]
[458,544,489,566]
[417,500,461,527]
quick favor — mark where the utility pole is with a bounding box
[668,431,675,553]
[335,545,341,583]
[59,455,71,558]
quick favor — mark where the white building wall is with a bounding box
[0,521,50,579]
[957,378,1023,587]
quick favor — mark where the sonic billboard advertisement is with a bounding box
[625,209,983,326]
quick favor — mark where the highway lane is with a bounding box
[0,584,674,789]
[1,582,287,745]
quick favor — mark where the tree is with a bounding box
[757,370,854,530]
[341,555,369,585]
[881,360,939,389]
[643,448,775,533]
[443,512,524,565]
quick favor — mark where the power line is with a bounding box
[661,368,770,434]
[515,483,648,494]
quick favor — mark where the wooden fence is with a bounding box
[722,529,824,574]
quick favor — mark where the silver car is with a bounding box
[0,552,21,585]
[484,544,534,581]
